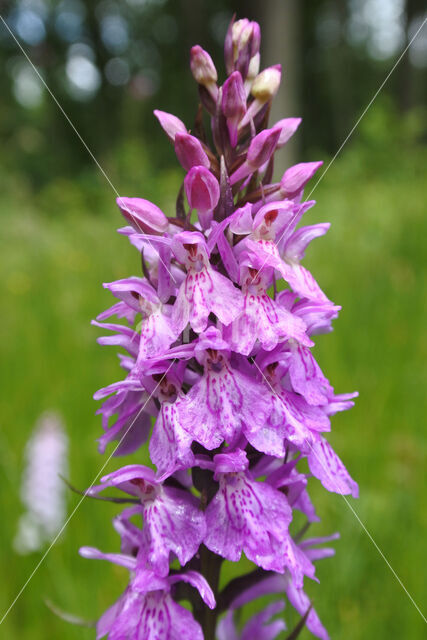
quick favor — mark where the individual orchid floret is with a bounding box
[204,449,293,571]
[190,45,218,101]
[179,327,271,448]
[229,126,281,185]
[233,199,301,266]
[224,18,261,79]
[99,277,179,361]
[238,201,333,304]
[223,251,312,356]
[116,196,169,234]
[88,464,206,575]
[222,71,247,147]
[240,64,282,128]
[170,232,243,334]
[255,357,331,456]
[174,132,210,171]
[153,109,187,141]
[184,165,220,228]
[147,365,195,477]
[78,555,215,640]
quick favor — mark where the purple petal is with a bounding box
[141,486,206,574]
[79,546,136,571]
[288,344,333,406]
[154,109,187,141]
[169,570,216,609]
[205,471,292,570]
[175,133,210,171]
[308,437,359,498]
[88,464,157,497]
[149,398,195,477]
[172,265,244,335]
[280,161,323,198]
[184,167,220,227]
[116,197,169,234]
[284,223,330,262]
[182,365,269,449]
[274,117,302,147]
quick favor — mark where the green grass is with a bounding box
[0,110,426,638]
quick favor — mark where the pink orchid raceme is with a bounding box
[78,15,358,640]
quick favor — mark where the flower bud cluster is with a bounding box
[82,16,358,640]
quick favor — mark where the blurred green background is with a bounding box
[0,1,426,638]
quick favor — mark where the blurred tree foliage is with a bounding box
[0,0,425,190]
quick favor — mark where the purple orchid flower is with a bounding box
[99,277,179,361]
[78,552,215,640]
[82,15,359,640]
[147,364,195,477]
[223,251,312,355]
[204,450,293,571]
[170,232,243,334]
[87,464,206,575]
[179,327,271,448]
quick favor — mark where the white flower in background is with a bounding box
[14,411,68,554]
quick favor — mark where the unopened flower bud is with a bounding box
[230,127,281,186]
[184,166,220,229]
[222,71,246,147]
[117,197,169,234]
[174,133,210,171]
[280,161,323,198]
[190,45,218,100]
[225,18,261,78]
[247,128,281,168]
[239,64,282,129]
[153,110,187,142]
[251,64,281,102]
[245,52,260,89]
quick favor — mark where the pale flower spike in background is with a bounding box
[14,411,68,555]
[76,15,358,640]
